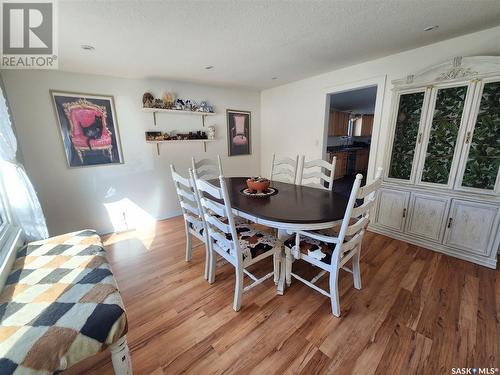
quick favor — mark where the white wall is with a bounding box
[260,26,500,179]
[0,70,261,235]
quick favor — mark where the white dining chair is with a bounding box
[192,155,223,181]
[170,164,210,279]
[284,167,383,316]
[270,153,299,184]
[192,171,283,311]
[297,156,336,190]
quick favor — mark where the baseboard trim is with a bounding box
[368,224,497,269]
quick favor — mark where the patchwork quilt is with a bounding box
[0,230,127,375]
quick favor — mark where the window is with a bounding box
[0,169,20,282]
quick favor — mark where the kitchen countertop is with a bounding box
[327,145,370,153]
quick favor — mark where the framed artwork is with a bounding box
[227,109,251,156]
[51,90,123,167]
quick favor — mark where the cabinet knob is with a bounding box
[447,217,453,228]
[402,208,407,218]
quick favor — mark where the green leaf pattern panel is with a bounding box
[388,92,425,180]
[462,81,500,190]
[421,86,468,184]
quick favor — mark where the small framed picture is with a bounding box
[51,90,124,167]
[227,109,251,156]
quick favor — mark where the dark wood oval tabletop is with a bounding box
[208,177,350,224]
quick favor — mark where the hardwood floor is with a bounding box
[65,216,500,375]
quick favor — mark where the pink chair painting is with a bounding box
[227,110,251,156]
[52,92,123,167]
[232,114,248,146]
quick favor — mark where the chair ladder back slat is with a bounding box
[193,173,242,263]
[340,231,364,255]
[192,155,223,180]
[184,214,201,226]
[345,215,369,236]
[357,178,382,200]
[177,188,197,205]
[181,201,200,216]
[205,214,231,234]
[211,232,234,253]
[297,230,339,244]
[298,156,336,191]
[301,171,331,180]
[200,197,226,217]
[171,168,191,187]
[351,199,375,218]
[334,174,363,244]
[171,165,202,220]
[195,179,223,200]
[271,153,298,184]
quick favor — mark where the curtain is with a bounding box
[0,84,48,240]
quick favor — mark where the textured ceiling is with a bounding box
[57,0,500,89]
[330,86,377,114]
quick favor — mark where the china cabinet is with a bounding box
[371,56,500,268]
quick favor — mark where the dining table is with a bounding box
[208,177,351,295]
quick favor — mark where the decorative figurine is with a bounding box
[198,101,207,112]
[153,99,164,108]
[207,125,215,140]
[185,99,193,111]
[142,92,154,108]
[175,99,185,110]
[198,101,214,113]
[163,92,175,109]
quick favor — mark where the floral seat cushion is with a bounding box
[0,230,127,375]
[188,219,205,236]
[217,224,281,262]
[284,236,335,264]
[188,215,247,237]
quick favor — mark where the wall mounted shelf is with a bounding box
[142,107,216,116]
[142,107,216,152]
[142,107,216,126]
[147,139,216,155]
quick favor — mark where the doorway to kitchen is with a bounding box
[324,83,381,196]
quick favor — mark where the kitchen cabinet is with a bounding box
[353,115,374,136]
[328,111,350,136]
[331,151,347,179]
[355,148,370,173]
[361,115,373,136]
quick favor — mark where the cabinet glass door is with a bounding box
[388,91,426,180]
[460,81,500,191]
[420,85,468,185]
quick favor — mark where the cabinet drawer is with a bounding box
[406,193,449,242]
[375,189,410,232]
[443,199,499,256]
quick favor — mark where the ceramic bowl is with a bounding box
[246,178,271,193]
